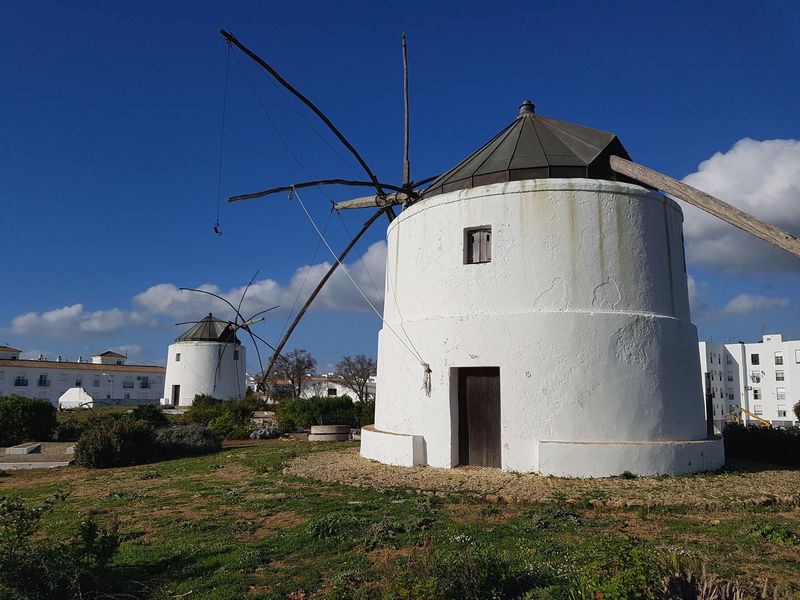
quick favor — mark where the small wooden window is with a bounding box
[465,226,491,264]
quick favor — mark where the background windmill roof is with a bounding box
[422,100,633,198]
[176,313,241,344]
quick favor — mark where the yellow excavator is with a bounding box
[733,407,772,428]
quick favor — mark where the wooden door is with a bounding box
[171,385,180,405]
[458,367,501,467]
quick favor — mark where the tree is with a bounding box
[335,354,377,403]
[273,348,317,400]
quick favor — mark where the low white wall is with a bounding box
[538,438,725,477]
[360,425,425,467]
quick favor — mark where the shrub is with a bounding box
[208,411,253,440]
[74,417,157,468]
[129,403,169,427]
[0,494,120,600]
[0,395,57,446]
[155,424,221,458]
[354,397,375,427]
[182,396,256,440]
[276,396,357,430]
[723,423,800,466]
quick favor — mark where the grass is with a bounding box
[1,440,799,599]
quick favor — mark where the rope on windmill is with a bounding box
[292,187,433,396]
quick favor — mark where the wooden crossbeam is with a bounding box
[610,156,800,259]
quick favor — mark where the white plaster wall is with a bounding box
[368,179,716,475]
[162,341,246,406]
[0,363,164,406]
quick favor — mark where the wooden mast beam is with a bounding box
[220,29,396,221]
[610,156,800,259]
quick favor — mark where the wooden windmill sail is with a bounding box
[219,30,800,388]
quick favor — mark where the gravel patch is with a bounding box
[285,447,800,508]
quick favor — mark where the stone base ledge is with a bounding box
[360,425,425,467]
[538,438,725,478]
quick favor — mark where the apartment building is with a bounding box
[699,334,800,432]
[0,346,165,407]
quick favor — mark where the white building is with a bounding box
[161,314,246,406]
[259,374,376,401]
[699,334,800,432]
[361,101,723,477]
[0,346,165,407]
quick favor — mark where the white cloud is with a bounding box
[680,138,800,273]
[4,242,387,341]
[721,293,791,315]
[9,304,156,337]
[687,274,711,318]
[110,344,143,358]
[133,240,387,320]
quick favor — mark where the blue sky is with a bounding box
[2,1,799,372]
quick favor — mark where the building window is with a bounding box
[123,381,134,389]
[776,370,785,381]
[778,405,788,418]
[753,388,762,400]
[464,226,491,264]
[116,360,122,365]
[93,379,100,387]
[777,388,786,402]
[774,352,784,365]
[753,404,763,416]
[727,373,733,382]
[175,353,181,362]
[14,376,28,387]
[327,388,338,396]
[233,350,239,360]
[750,371,761,384]
[124,393,130,401]
[75,379,82,387]
[0,371,4,380]
[37,375,50,387]
[751,353,760,365]
[726,354,732,365]
[728,393,734,400]
[796,349,800,364]
[140,377,150,389]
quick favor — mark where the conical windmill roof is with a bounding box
[176,313,241,344]
[422,101,632,198]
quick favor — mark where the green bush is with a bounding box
[723,423,800,466]
[182,396,256,440]
[0,494,120,600]
[354,397,375,427]
[74,417,157,468]
[156,424,221,458]
[276,396,357,430]
[129,403,169,427]
[0,395,57,446]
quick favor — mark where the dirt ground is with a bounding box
[285,446,800,508]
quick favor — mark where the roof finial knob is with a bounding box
[519,100,535,116]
